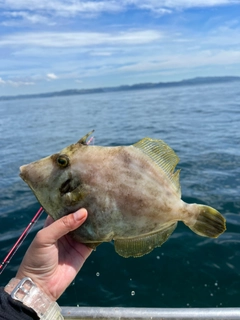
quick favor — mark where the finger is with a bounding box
[37,208,88,245]
[44,215,54,228]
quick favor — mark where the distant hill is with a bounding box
[1,76,240,101]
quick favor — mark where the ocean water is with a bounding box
[0,82,240,308]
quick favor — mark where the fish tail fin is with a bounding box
[185,204,226,238]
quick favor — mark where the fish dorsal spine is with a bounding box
[133,138,181,196]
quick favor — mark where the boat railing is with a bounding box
[61,307,240,319]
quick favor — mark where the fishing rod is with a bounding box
[0,207,44,275]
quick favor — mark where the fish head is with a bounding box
[19,131,94,220]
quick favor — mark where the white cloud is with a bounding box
[54,1,122,16]
[116,49,240,73]
[2,11,55,26]
[54,45,239,80]
[7,80,35,87]
[0,30,163,47]
[90,51,112,56]
[0,77,6,84]
[47,73,58,79]
[0,0,238,24]
[0,1,122,18]
[1,24,239,85]
[0,1,239,93]
[124,0,240,10]
[0,77,35,86]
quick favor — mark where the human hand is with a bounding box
[16,208,92,301]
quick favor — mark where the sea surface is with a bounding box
[0,82,240,308]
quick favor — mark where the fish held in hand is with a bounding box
[20,131,226,258]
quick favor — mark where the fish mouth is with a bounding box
[19,165,28,182]
[19,164,34,186]
[59,178,81,196]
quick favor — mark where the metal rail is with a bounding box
[61,307,240,320]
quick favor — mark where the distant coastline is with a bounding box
[1,76,240,101]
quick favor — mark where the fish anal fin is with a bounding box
[84,242,102,250]
[114,223,177,258]
[133,138,180,195]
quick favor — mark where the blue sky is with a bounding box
[0,0,240,96]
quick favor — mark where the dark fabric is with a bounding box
[0,287,39,320]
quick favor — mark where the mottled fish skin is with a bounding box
[20,132,226,258]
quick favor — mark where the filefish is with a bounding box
[20,131,226,258]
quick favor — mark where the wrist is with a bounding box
[16,269,55,301]
[4,277,64,319]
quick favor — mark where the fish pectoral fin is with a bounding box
[85,242,102,250]
[133,138,181,196]
[114,223,177,258]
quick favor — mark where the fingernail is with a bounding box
[74,209,87,221]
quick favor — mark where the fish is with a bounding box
[19,131,226,258]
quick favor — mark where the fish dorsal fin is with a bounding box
[114,223,177,258]
[133,138,181,196]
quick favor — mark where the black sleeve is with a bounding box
[0,287,39,320]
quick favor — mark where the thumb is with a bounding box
[40,208,88,245]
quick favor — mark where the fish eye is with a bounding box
[57,155,69,168]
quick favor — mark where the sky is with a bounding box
[0,0,240,96]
